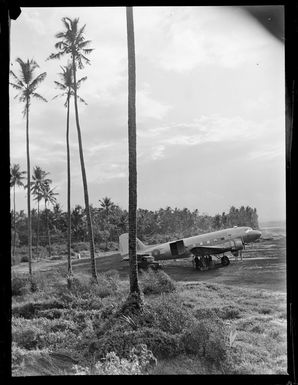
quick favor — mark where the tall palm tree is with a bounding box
[10,58,47,276]
[48,18,98,283]
[31,166,52,258]
[126,7,142,305]
[10,164,26,257]
[40,183,58,258]
[53,64,87,283]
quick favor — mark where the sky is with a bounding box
[9,6,285,223]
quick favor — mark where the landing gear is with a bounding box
[194,256,204,271]
[221,255,230,266]
[193,255,213,271]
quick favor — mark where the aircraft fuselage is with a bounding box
[138,226,261,261]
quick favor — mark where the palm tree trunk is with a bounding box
[72,56,98,283]
[13,185,16,257]
[126,6,141,297]
[26,101,32,276]
[66,93,73,283]
[36,200,40,259]
[45,203,52,257]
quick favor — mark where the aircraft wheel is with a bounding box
[221,255,230,266]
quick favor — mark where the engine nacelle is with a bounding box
[152,249,161,258]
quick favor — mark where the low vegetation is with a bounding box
[11,267,287,375]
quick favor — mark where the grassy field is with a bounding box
[11,230,287,375]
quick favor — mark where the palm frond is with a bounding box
[16,58,39,84]
[76,76,87,88]
[78,24,86,37]
[52,94,63,101]
[54,80,67,90]
[80,54,91,65]
[55,32,66,39]
[82,48,93,55]
[32,92,47,102]
[62,17,72,31]
[10,70,24,87]
[9,82,23,91]
[77,95,87,105]
[47,51,65,61]
[30,72,47,91]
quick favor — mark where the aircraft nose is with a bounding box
[250,230,262,241]
[243,229,262,243]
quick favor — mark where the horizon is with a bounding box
[9,6,286,224]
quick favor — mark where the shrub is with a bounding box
[72,242,89,253]
[11,274,30,296]
[12,299,66,319]
[12,321,43,349]
[142,294,195,334]
[68,274,116,299]
[74,344,156,375]
[12,317,79,351]
[218,306,242,320]
[180,318,228,363]
[141,269,176,295]
[90,327,181,360]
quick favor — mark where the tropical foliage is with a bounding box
[10,164,26,257]
[12,200,259,252]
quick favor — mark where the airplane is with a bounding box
[119,226,262,271]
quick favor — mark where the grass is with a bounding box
[11,265,287,376]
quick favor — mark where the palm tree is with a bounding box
[99,197,115,250]
[53,64,87,284]
[48,18,98,283]
[10,164,26,257]
[99,197,115,216]
[126,7,142,307]
[40,183,58,258]
[10,58,47,276]
[31,166,52,259]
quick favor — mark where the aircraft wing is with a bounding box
[190,245,230,256]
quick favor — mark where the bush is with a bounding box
[141,294,195,334]
[90,327,181,360]
[72,242,89,253]
[180,318,228,363]
[12,323,42,349]
[12,299,66,319]
[12,317,79,351]
[11,274,30,296]
[141,269,177,295]
[74,344,156,375]
[68,274,115,299]
[21,255,29,263]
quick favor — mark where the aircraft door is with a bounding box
[170,240,186,256]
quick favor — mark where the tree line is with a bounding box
[11,171,259,251]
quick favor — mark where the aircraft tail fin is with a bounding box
[119,233,147,257]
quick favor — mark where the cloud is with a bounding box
[135,6,278,72]
[137,86,172,121]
